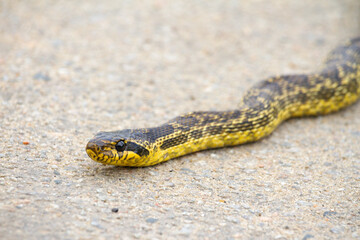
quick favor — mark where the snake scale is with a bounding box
[86,37,360,167]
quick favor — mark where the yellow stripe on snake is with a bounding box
[86,38,360,167]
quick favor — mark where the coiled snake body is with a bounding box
[86,38,360,167]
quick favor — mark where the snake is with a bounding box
[86,37,360,167]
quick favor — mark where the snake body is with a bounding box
[86,38,360,167]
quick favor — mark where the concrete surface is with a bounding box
[1,0,360,239]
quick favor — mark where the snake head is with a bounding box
[86,130,151,166]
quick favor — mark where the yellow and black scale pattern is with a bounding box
[86,37,360,167]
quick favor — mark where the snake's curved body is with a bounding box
[86,38,360,167]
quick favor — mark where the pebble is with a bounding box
[111,208,119,213]
[50,203,60,209]
[33,72,51,81]
[145,218,158,223]
[323,211,337,217]
[351,131,360,137]
[180,168,196,175]
[302,234,314,240]
[225,216,239,223]
[98,195,107,201]
[241,203,251,209]
[51,165,58,169]
[9,176,17,182]
[54,180,62,184]
[330,226,344,234]
[165,182,175,187]
[178,224,193,236]
[148,171,157,176]
[55,155,62,162]
[243,169,257,174]
[91,219,103,229]
[296,201,313,206]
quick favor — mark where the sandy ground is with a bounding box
[0,0,360,239]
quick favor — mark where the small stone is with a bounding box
[50,203,59,209]
[91,219,102,229]
[132,233,142,239]
[9,176,17,182]
[165,182,175,187]
[302,234,314,240]
[148,171,157,176]
[351,131,360,137]
[42,177,51,183]
[98,195,107,201]
[55,155,62,162]
[241,203,250,209]
[243,169,257,174]
[111,208,119,213]
[0,154,4,158]
[330,226,344,234]
[145,218,158,223]
[225,216,239,223]
[296,200,313,206]
[323,211,337,217]
[53,170,60,175]
[54,180,62,184]
[178,224,193,236]
[51,165,58,169]
[33,72,51,81]
[180,168,195,175]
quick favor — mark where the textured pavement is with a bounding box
[0,0,360,239]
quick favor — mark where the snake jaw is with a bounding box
[85,137,120,164]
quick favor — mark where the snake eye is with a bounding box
[115,140,126,152]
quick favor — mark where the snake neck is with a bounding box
[147,108,280,166]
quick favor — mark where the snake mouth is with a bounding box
[86,149,98,161]
[86,140,119,164]
[86,141,98,157]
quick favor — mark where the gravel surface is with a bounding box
[1,0,360,239]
